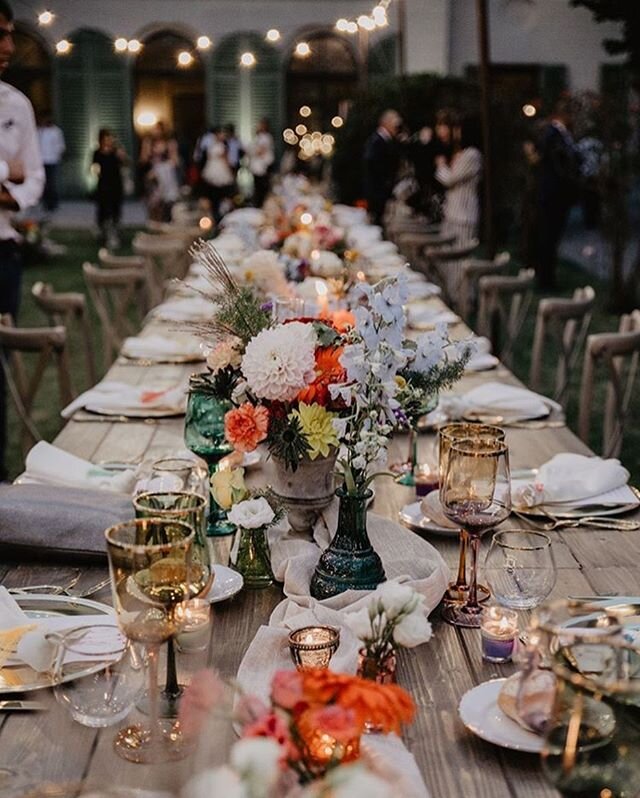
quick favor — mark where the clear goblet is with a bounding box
[438,423,505,605]
[145,456,208,497]
[440,436,511,627]
[104,518,205,763]
[484,530,556,610]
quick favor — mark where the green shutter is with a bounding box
[55,29,133,197]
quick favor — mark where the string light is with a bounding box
[55,39,72,55]
[357,15,376,31]
[299,105,311,118]
[196,36,212,50]
[294,41,311,58]
[331,116,344,128]
[37,10,54,26]
[265,29,281,43]
[240,51,256,67]
[346,21,358,34]
[522,104,536,117]
[335,19,349,32]
[295,123,307,136]
[336,0,393,35]
[127,39,142,54]
[177,50,194,67]
[114,37,128,52]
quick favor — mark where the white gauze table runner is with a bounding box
[236,500,450,798]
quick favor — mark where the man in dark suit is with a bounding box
[363,109,402,226]
[534,99,581,290]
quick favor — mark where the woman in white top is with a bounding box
[435,118,482,244]
[201,127,234,221]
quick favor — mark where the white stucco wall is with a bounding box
[448,0,624,90]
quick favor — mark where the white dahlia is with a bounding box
[241,322,317,402]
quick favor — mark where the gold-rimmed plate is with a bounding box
[398,501,458,537]
[0,595,117,694]
[514,487,640,520]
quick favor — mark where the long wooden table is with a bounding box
[2,289,639,798]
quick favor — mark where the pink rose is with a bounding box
[243,711,300,764]
[271,670,306,711]
[178,668,224,738]
[299,705,359,745]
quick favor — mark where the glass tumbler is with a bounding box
[484,530,556,610]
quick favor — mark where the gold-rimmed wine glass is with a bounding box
[105,518,204,763]
[438,423,505,605]
[440,437,511,627]
[133,491,212,718]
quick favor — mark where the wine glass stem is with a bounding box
[466,534,481,611]
[147,644,160,748]
[407,427,417,474]
[455,530,469,590]
[163,637,181,702]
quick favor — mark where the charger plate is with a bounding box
[0,595,117,694]
[514,486,640,520]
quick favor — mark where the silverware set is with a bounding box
[8,575,111,599]
[514,510,640,531]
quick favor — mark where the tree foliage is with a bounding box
[571,0,640,72]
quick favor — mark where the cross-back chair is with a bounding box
[0,314,73,458]
[477,268,535,368]
[82,262,147,372]
[458,252,511,320]
[397,230,456,271]
[529,286,596,408]
[422,238,480,303]
[578,309,640,459]
[132,232,188,304]
[31,281,97,390]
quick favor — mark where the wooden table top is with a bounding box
[2,290,639,798]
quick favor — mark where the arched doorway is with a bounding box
[134,30,205,166]
[286,31,358,131]
[3,23,52,120]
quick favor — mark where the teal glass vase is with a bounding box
[232,526,274,589]
[184,374,234,537]
[310,486,386,599]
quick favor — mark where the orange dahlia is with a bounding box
[297,346,346,407]
[224,403,269,452]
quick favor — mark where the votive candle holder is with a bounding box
[288,626,340,670]
[480,606,518,663]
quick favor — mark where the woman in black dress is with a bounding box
[91,128,126,249]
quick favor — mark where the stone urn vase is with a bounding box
[263,452,337,536]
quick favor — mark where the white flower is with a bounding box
[182,766,247,798]
[206,336,243,374]
[376,582,421,619]
[227,497,275,529]
[239,250,289,295]
[324,764,393,798]
[392,610,433,648]
[230,737,281,798]
[344,606,373,640]
[241,322,317,401]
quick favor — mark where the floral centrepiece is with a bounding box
[180,667,415,797]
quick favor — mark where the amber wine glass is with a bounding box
[104,518,205,763]
[440,437,511,627]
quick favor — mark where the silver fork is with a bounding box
[9,575,111,599]
[515,510,640,532]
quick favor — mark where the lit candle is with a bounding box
[175,599,211,654]
[480,606,518,663]
[315,280,329,318]
[288,625,340,670]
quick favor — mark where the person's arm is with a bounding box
[0,102,44,210]
[435,148,481,188]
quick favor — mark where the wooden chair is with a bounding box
[578,310,640,458]
[146,220,203,244]
[98,249,153,312]
[458,252,511,320]
[529,286,596,408]
[422,238,480,302]
[397,230,456,271]
[477,268,535,368]
[133,232,189,304]
[82,262,147,371]
[31,281,97,390]
[0,314,73,458]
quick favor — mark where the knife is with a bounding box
[0,700,47,711]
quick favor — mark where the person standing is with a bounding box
[248,118,275,208]
[534,98,581,289]
[91,128,126,249]
[37,113,65,215]
[0,0,45,479]
[201,127,235,222]
[363,109,402,226]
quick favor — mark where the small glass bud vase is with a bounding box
[356,647,397,684]
[232,526,274,589]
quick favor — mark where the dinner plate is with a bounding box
[398,502,458,537]
[120,352,203,365]
[0,595,117,694]
[207,565,243,603]
[84,405,185,418]
[458,678,543,753]
[514,486,640,520]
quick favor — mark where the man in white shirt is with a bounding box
[0,0,45,479]
[38,113,65,213]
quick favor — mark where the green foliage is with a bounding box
[267,414,311,472]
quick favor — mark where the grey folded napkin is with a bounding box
[0,484,132,562]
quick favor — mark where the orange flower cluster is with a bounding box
[297,346,346,407]
[224,402,269,452]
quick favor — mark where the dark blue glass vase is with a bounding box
[184,374,234,537]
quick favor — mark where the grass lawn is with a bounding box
[5,228,640,485]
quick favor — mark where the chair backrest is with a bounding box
[0,314,73,457]
[98,248,153,312]
[578,309,640,458]
[132,232,188,304]
[423,238,480,304]
[477,268,535,368]
[529,286,596,407]
[82,262,146,371]
[31,281,97,389]
[458,252,511,319]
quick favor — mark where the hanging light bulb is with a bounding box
[127,39,142,54]
[299,105,311,118]
[294,41,311,58]
[335,18,349,32]
[346,21,358,34]
[265,29,281,43]
[240,51,257,68]
[55,39,72,55]
[372,5,388,26]
[177,51,194,67]
[197,36,212,50]
[114,38,128,53]
[38,10,54,26]
[358,15,376,31]
[331,116,344,128]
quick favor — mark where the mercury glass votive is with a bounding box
[480,606,518,663]
[288,626,340,670]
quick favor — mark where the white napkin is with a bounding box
[0,587,120,673]
[441,381,560,422]
[464,337,499,372]
[360,241,399,258]
[21,442,137,493]
[406,283,441,302]
[406,306,459,330]
[121,334,204,361]
[153,296,214,322]
[513,453,636,508]
[62,380,187,418]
